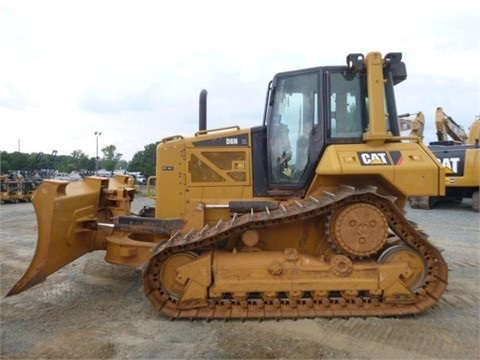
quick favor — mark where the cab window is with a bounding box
[328,72,363,139]
[268,73,318,185]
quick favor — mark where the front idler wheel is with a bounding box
[159,252,199,300]
[378,245,427,291]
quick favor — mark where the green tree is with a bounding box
[0,151,12,174]
[7,152,31,172]
[71,150,90,169]
[101,145,122,174]
[128,142,158,177]
[55,150,92,173]
[117,159,128,170]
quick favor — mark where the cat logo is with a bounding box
[439,157,460,174]
[358,152,391,165]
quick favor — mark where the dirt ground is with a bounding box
[1,195,479,359]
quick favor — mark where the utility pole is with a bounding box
[94,131,102,175]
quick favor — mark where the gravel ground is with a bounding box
[0,194,479,359]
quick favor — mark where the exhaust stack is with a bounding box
[199,89,207,131]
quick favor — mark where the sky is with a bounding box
[1,0,479,161]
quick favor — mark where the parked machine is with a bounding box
[0,171,38,204]
[433,107,479,145]
[408,108,480,211]
[398,111,425,140]
[7,52,448,319]
[0,174,23,204]
[0,150,59,205]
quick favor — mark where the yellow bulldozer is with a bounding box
[7,52,448,319]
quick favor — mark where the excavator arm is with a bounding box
[398,112,425,139]
[435,107,468,143]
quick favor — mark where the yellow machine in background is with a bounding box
[398,111,425,140]
[434,107,480,145]
[467,116,480,145]
[0,174,38,204]
[7,52,448,319]
[406,107,480,211]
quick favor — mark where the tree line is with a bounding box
[0,142,159,179]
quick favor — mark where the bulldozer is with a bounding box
[407,108,480,211]
[7,52,448,319]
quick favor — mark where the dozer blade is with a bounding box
[7,178,107,296]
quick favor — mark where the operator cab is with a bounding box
[252,53,405,197]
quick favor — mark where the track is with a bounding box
[143,186,448,319]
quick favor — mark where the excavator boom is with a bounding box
[435,107,468,143]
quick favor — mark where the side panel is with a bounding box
[164,128,254,230]
[431,145,468,177]
[155,138,187,219]
[429,145,480,188]
[463,148,480,185]
[315,142,443,196]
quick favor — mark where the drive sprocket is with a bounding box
[329,202,388,257]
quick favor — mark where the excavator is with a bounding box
[406,108,480,211]
[433,108,480,145]
[7,52,448,319]
[398,111,425,140]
